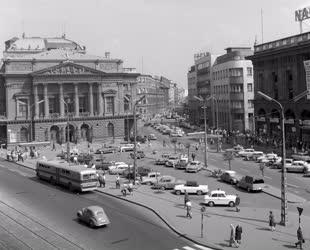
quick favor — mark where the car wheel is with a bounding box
[230,180,234,185]
[160,186,165,191]
[197,190,203,195]
[89,220,95,228]
[247,187,251,192]
[68,182,74,192]
[208,201,215,207]
[175,190,181,195]
[229,201,235,207]
[146,182,151,186]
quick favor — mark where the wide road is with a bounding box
[141,124,310,201]
[0,159,199,250]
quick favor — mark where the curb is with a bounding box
[96,189,223,250]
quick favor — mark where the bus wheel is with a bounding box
[68,183,74,192]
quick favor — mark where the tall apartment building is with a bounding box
[211,47,254,132]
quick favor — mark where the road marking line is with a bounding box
[287,183,300,188]
[183,246,197,250]
[193,244,213,250]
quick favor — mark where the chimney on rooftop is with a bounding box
[105,52,110,59]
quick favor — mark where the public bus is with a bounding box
[36,160,98,192]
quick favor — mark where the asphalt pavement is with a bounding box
[0,158,198,250]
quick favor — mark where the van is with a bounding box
[237,175,264,192]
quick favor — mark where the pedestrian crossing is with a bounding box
[173,244,214,250]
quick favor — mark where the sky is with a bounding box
[1,0,310,90]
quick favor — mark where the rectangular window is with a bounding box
[106,97,114,114]
[18,99,28,117]
[49,98,56,114]
[247,67,252,76]
[248,100,254,108]
[79,96,87,113]
[247,83,253,92]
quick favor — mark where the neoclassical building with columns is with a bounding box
[0,35,139,146]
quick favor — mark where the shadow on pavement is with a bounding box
[256,227,271,231]
[282,244,298,249]
[176,215,189,218]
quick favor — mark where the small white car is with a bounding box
[140,172,161,185]
[174,181,208,195]
[166,155,179,168]
[203,190,237,207]
[119,144,134,152]
[238,148,255,158]
[286,161,310,173]
[185,161,203,173]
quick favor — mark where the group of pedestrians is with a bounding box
[229,224,243,248]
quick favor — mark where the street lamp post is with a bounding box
[194,96,208,168]
[133,95,146,184]
[257,91,287,226]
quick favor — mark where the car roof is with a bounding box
[224,170,236,174]
[86,206,103,212]
[210,190,226,194]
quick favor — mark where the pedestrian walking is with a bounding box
[260,163,265,178]
[295,226,305,249]
[184,191,189,208]
[269,211,276,231]
[229,224,238,248]
[185,200,192,219]
[116,175,120,189]
[235,224,242,245]
[52,142,56,151]
[235,194,240,212]
[99,173,105,187]
[163,140,166,147]
[191,152,196,161]
[121,184,127,196]
[128,182,133,195]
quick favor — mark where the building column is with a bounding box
[74,83,79,117]
[59,83,64,117]
[44,84,49,118]
[33,84,39,119]
[118,82,124,114]
[89,83,94,116]
[97,83,103,115]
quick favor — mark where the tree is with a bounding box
[185,142,191,158]
[223,149,234,170]
[171,138,178,154]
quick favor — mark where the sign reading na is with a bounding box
[295,7,310,22]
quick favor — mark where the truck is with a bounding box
[203,190,236,207]
[174,181,208,195]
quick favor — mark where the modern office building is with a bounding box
[211,47,254,132]
[0,35,139,146]
[247,32,310,146]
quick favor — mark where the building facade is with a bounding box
[136,74,169,117]
[211,47,254,132]
[0,35,139,146]
[248,32,310,146]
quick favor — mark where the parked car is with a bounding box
[129,135,147,143]
[203,190,237,207]
[286,161,309,173]
[94,159,114,170]
[122,166,151,179]
[148,134,157,140]
[165,155,179,168]
[220,170,240,185]
[185,161,203,173]
[249,151,264,161]
[152,176,185,190]
[108,162,130,175]
[174,181,208,195]
[237,175,264,192]
[77,206,110,228]
[292,152,310,161]
[130,150,145,159]
[140,172,161,185]
[175,156,189,170]
[119,144,134,152]
[237,148,255,158]
[155,157,168,165]
[95,147,117,154]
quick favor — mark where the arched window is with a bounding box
[20,127,28,142]
[107,123,114,138]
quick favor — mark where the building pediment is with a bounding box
[102,89,117,95]
[31,62,104,76]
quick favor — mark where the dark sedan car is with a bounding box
[130,151,145,159]
[220,170,240,185]
[77,206,110,228]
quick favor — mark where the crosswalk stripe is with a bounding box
[182,246,197,250]
[193,244,213,250]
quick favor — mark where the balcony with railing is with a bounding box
[230,92,244,100]
[229,76,244,84]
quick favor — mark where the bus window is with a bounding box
[82,173,97,180]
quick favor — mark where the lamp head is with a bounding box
[257,91,273,101]
[194,95,203,102]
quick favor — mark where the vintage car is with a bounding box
[77,206,110,228]
[203,190,237,207]
[237,175,264,192]
[165,155,179,168]
[174,181,208,195]
[286,161,310,173]
[152,176,185,190]
[220,170,240,185]
[140,172,161,185]
[130,150,145,159]
[185,161,203,173]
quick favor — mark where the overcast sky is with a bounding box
[1,0,310,89]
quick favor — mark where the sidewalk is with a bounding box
[8,153,310,250]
